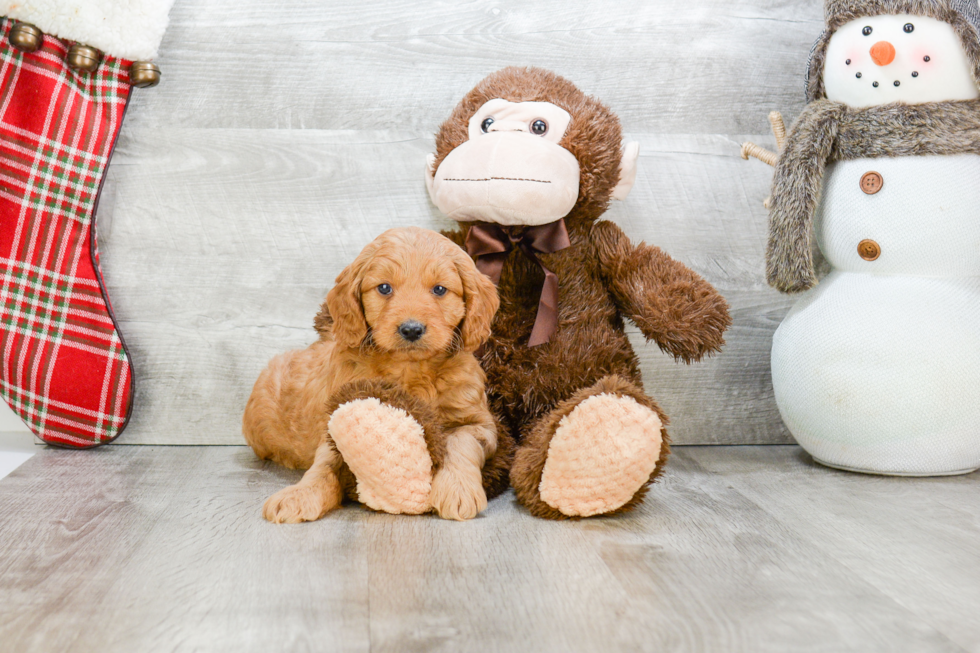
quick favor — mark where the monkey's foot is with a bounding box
[329,398,432,515]
[538,394,663,517]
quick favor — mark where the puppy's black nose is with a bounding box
[398,320,426,342]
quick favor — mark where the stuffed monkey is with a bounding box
[426,67,732,519]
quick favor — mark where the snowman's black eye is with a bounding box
[904,23,914,33]
[924,55,931,62]
[912,71,919,77]
[862,26,873,35]
[846,59,852,65]
[530,119,548,136]
[481,117,495,133]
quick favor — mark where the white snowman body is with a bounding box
[771,13,980,474]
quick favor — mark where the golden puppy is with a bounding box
[243,227,512,523]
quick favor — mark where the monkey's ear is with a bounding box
[611,141,639,201]
[425,153,437,204]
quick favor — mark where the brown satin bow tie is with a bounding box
[465,220,571,347]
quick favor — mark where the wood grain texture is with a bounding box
[91,0,820,444]
[692,446,980,652]
[0,445,976,653]
[128,0,821,135]
[99,129,791,445]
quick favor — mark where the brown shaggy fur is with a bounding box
[807,0,980,102]
[323,379,447,503]
[510,375,671,520]
[434,67,731,519]
[243,227,514,522]
[769,103,980,293]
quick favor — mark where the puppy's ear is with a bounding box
[313,300,334,340]
[454,248,499,352]
[325,254,370,349]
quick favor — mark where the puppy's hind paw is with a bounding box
[263,483,338,524]
[430,466,487,521]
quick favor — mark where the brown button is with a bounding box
[858,239,881,261]
[860,171,883,194]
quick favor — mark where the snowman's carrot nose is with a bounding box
[870,41,896,66]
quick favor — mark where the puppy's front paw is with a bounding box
[262,484,336,524]
[430,465,487,521]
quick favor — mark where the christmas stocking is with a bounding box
[0,1,173,447]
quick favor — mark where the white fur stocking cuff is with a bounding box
[1,0,175,60]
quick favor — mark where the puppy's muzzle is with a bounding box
[398,320,426,342]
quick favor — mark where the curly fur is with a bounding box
[807,0,980,102]
[767,98,980,292]
[243,227,511,522]
[435,68,731,519]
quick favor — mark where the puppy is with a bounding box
[243,227,512,523]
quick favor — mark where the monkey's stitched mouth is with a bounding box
[443,177,552,183]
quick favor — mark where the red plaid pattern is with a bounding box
[0,18,134,447]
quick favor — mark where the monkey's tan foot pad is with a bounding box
[329,398,432,515]
[539,394,663,517]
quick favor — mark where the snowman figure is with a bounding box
[754,0,980,475]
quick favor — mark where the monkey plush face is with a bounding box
[426,99,579,226]
[426,67,639,227]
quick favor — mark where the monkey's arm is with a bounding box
[593,220,731,363]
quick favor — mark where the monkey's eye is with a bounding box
[530,119,548,136]
[377,283,392,296]
[432,285,447,297]
[481,117,495,133]
[904,23,914,33]
[862,26,872,35]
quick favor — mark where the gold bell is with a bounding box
[8,23,43,53]
[67,43,102,72]
[129,61,161,88]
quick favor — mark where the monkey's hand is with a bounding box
[593,220,731,363]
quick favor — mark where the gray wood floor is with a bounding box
[88,0,829,445]
[0,445,977,653]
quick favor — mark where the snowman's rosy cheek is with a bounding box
[911,48,934,65]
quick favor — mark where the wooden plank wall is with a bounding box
[91,0,825,444]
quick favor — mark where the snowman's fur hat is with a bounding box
[806,0,980,102]
[767,0,980,293]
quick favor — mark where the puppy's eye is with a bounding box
[481,117,495,133]
[377,283,392,296]
[904,23,914,33]
[530,119,548,136]
[862,26,872,35]
[432,285,448,296]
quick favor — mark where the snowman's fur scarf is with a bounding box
[767,97,980,292]
[807,0,980,102]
